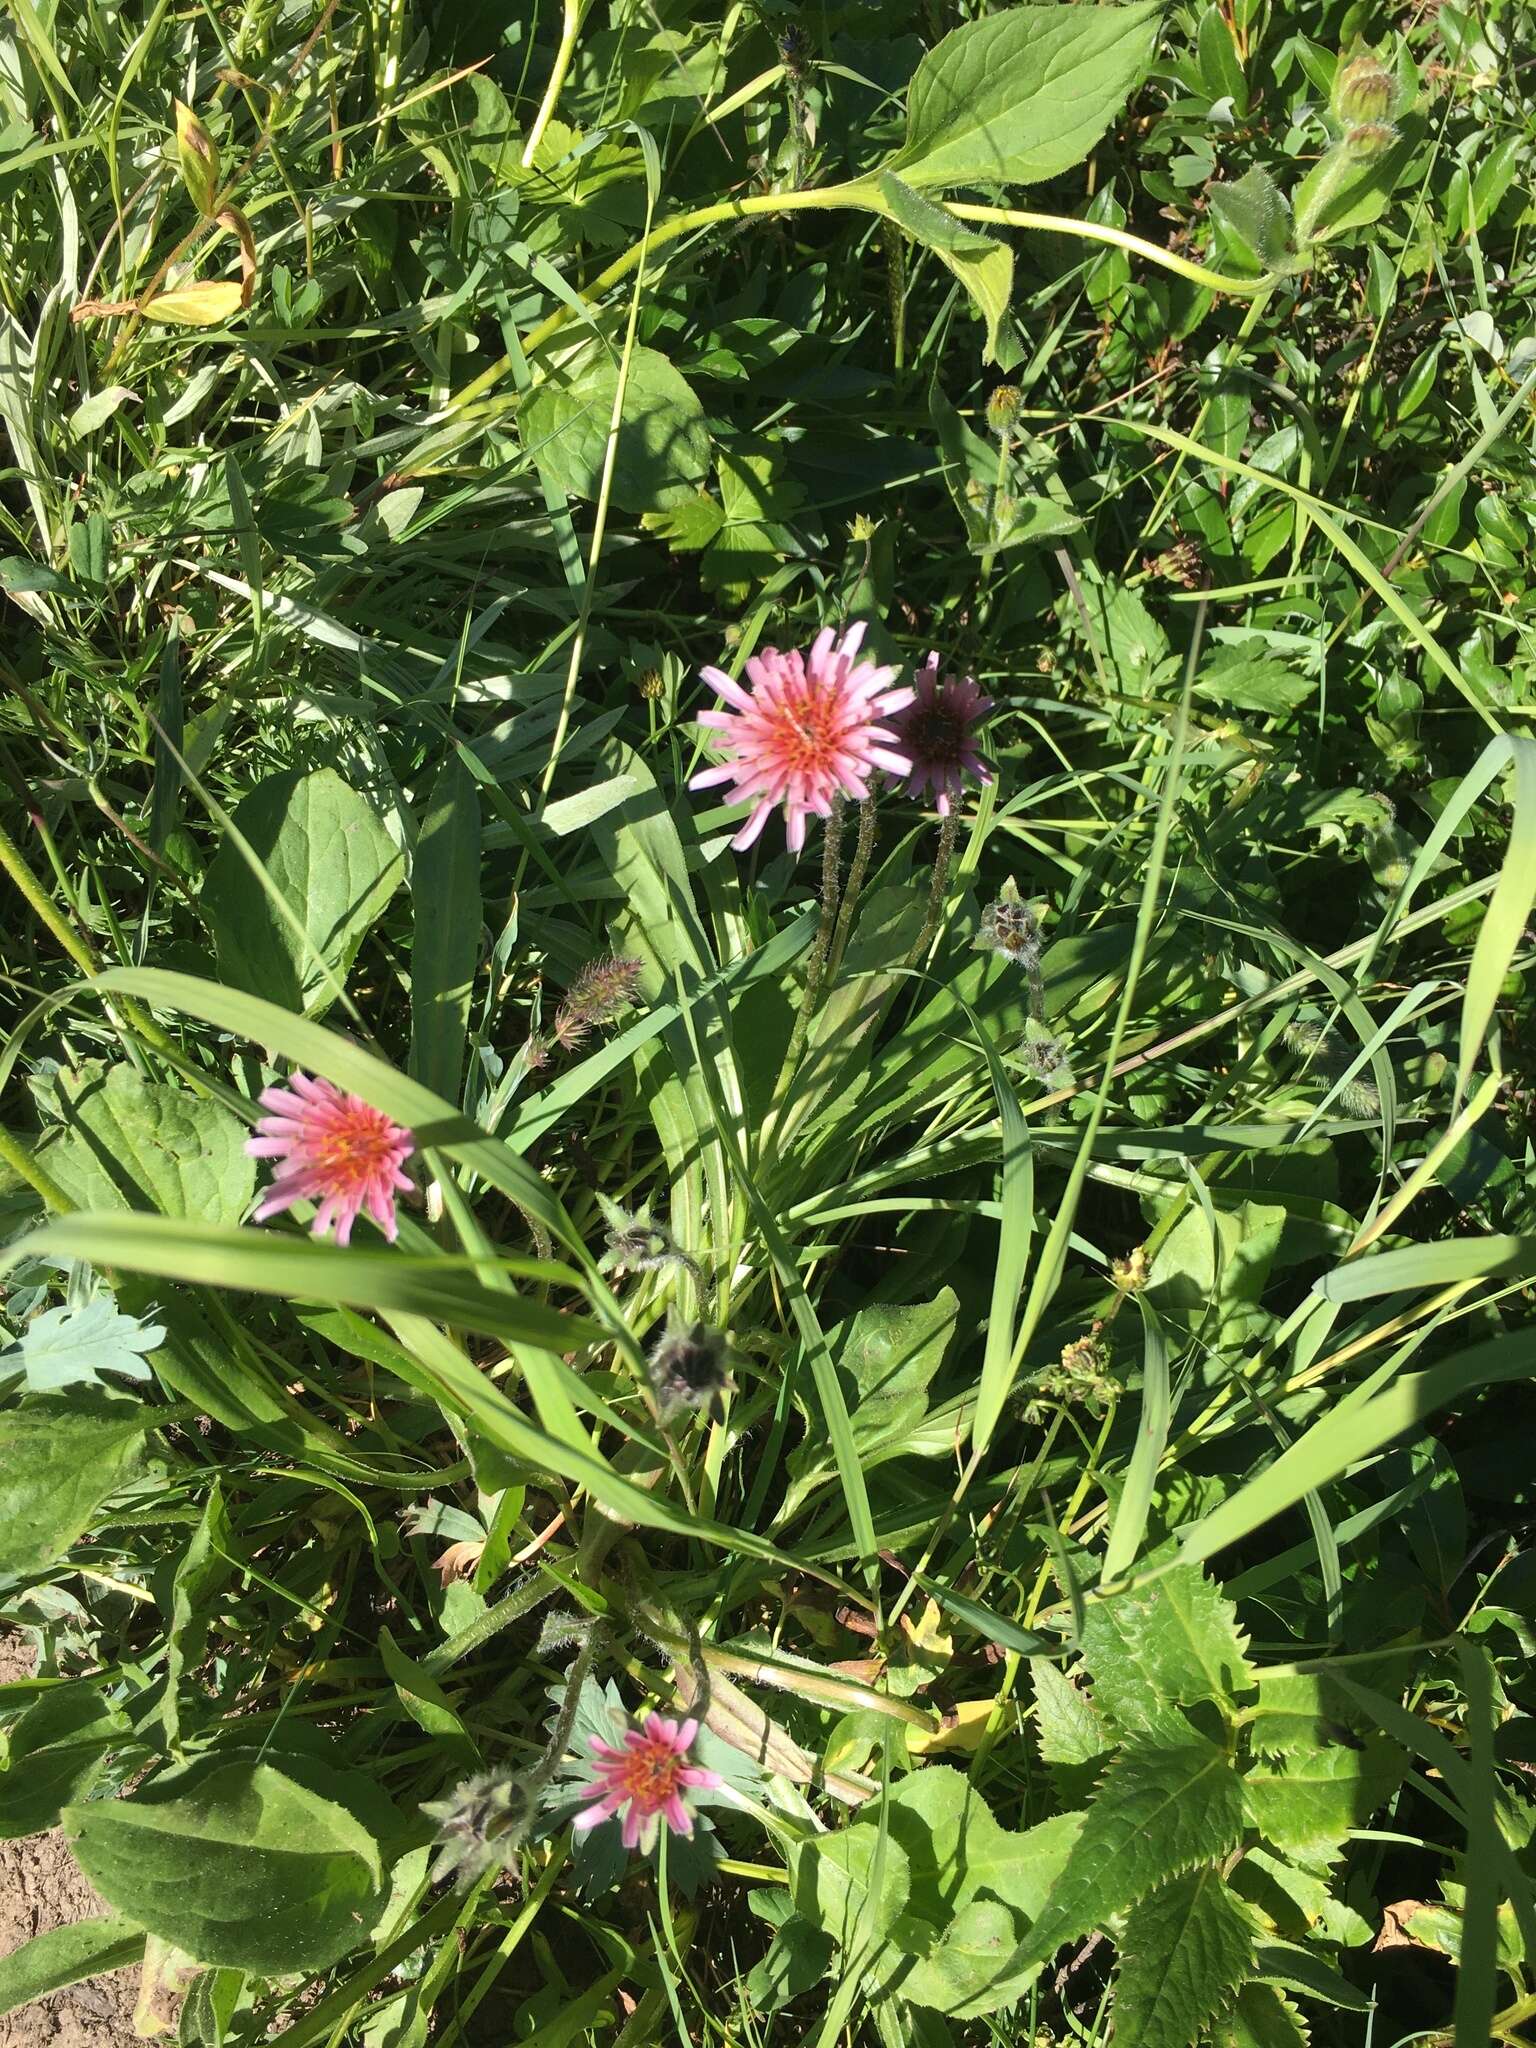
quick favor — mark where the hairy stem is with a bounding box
[778,794,846,1088]
[914,810,960,958]
[827,796,878,981]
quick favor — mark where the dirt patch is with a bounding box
[0,1632,140,2048]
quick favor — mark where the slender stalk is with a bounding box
[1136,283,1276,548]
[0,1123,75,1213]
[0,811,175,1055]
[775,794,846,1092]
[826,796,878,981]
[913,811,960,959]
[406,186,1273,478]
[522,0,584,168]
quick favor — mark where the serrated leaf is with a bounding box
[1080,1565,1252,1737]
[1115,1867,1256,2048]
[640,494,726,551]
[0,1395,155,1578]
[65,1758,386,1973]
[2,1297,164,1392]
[1215,1983,1311,2048]
[521,344,711,512]
[885,2,1160,192]
[1009,1741,1246,1972]
[201,766,403,1018]
[1243,1669,1377,1759]
[1241,1738,1407,1860]
[40,1062,254,1226]
[876,173,1016,364]
[1194,649,1314,717]
[1032,1660,1108,1765]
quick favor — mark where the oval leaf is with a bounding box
[885,2,1160,192]
[521,344,711,512]
[64,1759,386,1974]
[142,281,247,327]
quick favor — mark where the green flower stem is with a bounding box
[769,793,846,1121]
[913,809,960,960]
[521,0,585,169]
[0,1122,75,1214]
[0,810,173,1055]
[826,795,878,982]
[419,186,1271,469]
[422,1568,563,1677]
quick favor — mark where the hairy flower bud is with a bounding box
[986,385,1023,436]
[646,1317,735,1424]
[1344,120,1397,156]
[1331,51,1398,129]
[421,1772,533,1889]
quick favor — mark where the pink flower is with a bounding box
[246,1072,414,1247]
[887,653,994,816]
[690,622,915,854]
[572,1713,722,1854]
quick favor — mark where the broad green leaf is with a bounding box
[1080,1566,1252,1737]
[782,1289,958,1515]
[68,384,138,436]
[1242,1668,1378,1760]
[1115,1868,1256,2048]
[743,1908,835,2011]
[1031,1660,1107,1766]
[877,1770,1083,2014]
[0,1918,146,2018]
[40,1062,254,1225]
[1241,1738,1407,1860]
[65,1759,386,1973]
[0,1395,155,1578]
[794,1826,910,1953]
[874,173,1016,365]
[884,2,1159,191]
[0,1683,131,1837]
[1214,1983,1310,2048]
[1209,167,1293,272]
[521,344,711,511]
[201,766,403,1017]
[409,756,481,1104]
[1194,649,1314,717]
[1008,1741,1247,1971]
[1,1296,164,1392]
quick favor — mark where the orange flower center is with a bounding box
[614,1739,687,1811]
[769,695,841,773]
[310,1113,397,1192]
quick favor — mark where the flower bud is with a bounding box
[638,667,665,701]
[1331,51,1398,129]
[1344,120,1397,156]
[848,512,879,544]
[646,1317,734,1424]
[174,100,220,217]
[986,384,1023,436]
[421,1772,533,1889]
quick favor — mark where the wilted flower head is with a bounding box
[690,623,914,854]
[976,878,1040,965]
[246,1073,413,1246]
[597,1194,685,1279]
[421,1771,533,1888]
[887,654,994,817]
[646,1317,734,1424]
[1018,1022,1072,1087]
[573,1713,722,1855]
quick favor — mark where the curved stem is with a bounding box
[522,0,584,168]
[0,1122,75,1213]
[424,184,1271,463]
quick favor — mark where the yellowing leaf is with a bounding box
[143,282,246,327]
[907,1699,994,1756]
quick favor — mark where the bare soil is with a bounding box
[0,1633,139,2048]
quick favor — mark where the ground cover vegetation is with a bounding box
[1,0,1535,2042]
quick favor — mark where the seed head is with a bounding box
[976,878,1041,966]
[646,1316,735,1425]
[638,667,665,702]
